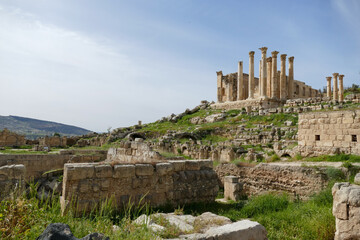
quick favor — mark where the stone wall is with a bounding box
[107,140,164,163]
[332,182,360,240]
[0,164,25,200]
[298,110,360,157]
[61,160,218,214]
[39,136,67,147]
[215,163,327,199]
[0,128,26,147]
[0,153,106,180]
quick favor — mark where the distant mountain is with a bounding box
[0,115,92,139]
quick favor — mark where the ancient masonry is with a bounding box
[61,160,218,215]
[213,47,345,109]
[332,182,360,240]
[298,109,360,157]
[0,128,26,147]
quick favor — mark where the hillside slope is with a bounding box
[0,115,92,139]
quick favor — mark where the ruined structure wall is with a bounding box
[215,163,327,199]
[298,110,360,156]
[39,136,67,147]
[0,154,106,180]
[0,164,25,200]
[332,182,360,240]
[0,129,26,147]
[61,160,218,214]
[106,141,164,163]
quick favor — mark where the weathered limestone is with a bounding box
[266,57,272,97]
[271,51,279,99]
[333,73,339,101]
[0,151,107,180]
[0,164,25,200]
[0,128,26,147]
[332,182,360,240]
[216,163,327,199]
[224,176,242,201]
[106,141,164,163]
[61,160,219,215]
[248,51,255,99]
[259,47,268,98]
[39,135,67,148]
[298,110,360,156]
[288,56,294,99]
[326,76,332,98]
[280,54,287,100]
[339,74,344,102]
[217,71,223,102]
[237,61,244,100]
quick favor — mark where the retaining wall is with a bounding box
[0,164,25,200]
[61,160,218,214]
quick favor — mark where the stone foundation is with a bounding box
[61,160,218,215]
[0,164,25,200]
[216,163,327,199]
[107,140,164,163]
[332,182,360,240]
[298,110,360,157]
[0,152,107,180]
[212,98,284,110]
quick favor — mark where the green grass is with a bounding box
[181,189,335,240]
[303,154,360,163]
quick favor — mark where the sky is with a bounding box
[0,0,359,132]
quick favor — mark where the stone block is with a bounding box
[65,163,95,181]
[156,163,173,176]
[95,165,113,178]
[185,161,200,171]
[169,160,186,171]
[113,165,135,178]
[135,164,154,176]
[199,160,213,169]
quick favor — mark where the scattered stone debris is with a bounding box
[130,212,267,240]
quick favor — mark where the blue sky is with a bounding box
[0,0,359,132]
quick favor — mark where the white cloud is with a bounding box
[0,6,212,132]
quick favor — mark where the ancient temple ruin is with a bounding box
[214,47,326,109]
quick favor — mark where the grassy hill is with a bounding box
[0,115,92,139]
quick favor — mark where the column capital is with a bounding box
[271,51,279,57]
[326,76,332,81]
[280,54,287,60]
[288,56,294,62]
[249,51,255,57]
[332,73,339,77]
[339,74,344,79]
[216,71,223,76]
[266,57,272,62]
[259,47,268,54]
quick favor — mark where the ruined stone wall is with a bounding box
[215,163,327,199]
[332,182,360,240]
[0,153,106,180]
[0,164,25,200]
[298,110,360,157]
[39,136,67,147]
[61,160,218,214]
[107,140,164,163]
[0,128,26,147]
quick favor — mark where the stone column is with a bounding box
[333,73,339,101]
[271,51,279,99]
[259,47,268,98]
[339,74,344,102]
[326,76,332,98]
[266,57,272,97]
[216,71,223,102]
[259,60,262,97]
[248,51,255,99]
[280,54,287,100]
[288,57,294,99]
[237,61,244,100]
